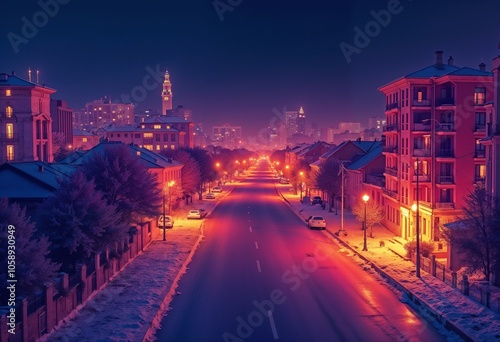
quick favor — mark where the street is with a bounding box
[155,161,448,342]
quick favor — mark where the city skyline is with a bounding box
[2,0,500,139]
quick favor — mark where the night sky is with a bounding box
[2,0,500,139]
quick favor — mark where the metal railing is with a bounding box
[438,175,454,183]
[384,167,397,176]
[412,99,431,106]
[413,148,431,157]
[435,97,455,106]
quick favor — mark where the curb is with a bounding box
[141,222,205,342]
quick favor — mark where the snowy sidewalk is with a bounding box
[278,184,500,341]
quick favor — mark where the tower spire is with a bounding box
[161,69,173,115]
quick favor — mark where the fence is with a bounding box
[0,223,154,342]
[414,254,500,314]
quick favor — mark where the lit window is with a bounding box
[156,145,161,151]
[144,145,153,151]
[171,145,175,150]
[82,137,88,142]
[6,89,11,96]
[474,87,486,105]
[6,124,13,139]
[6,145,14,161]
[6,106,13,118]
[143,133,153,138]
[154,125,161,129]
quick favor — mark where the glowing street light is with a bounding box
[299,171,304,201]
[163,180,175,241]
[411,202,421,278]
[362,194,369,251]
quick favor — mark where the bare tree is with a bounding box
[161,149,201,204]
[315,158,341,211]
[0,199,59,299]
[442,185,500,282]
[352,200,385,237]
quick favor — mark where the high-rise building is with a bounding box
[161,70,173,115]
[0,72,55,163]
[212,124,242,148]
[79,97,134,129]
[167,105,192,121]
[297,106,306,135]
[51,99,73,147]
[379,51,494,245]
[286,106,306,138]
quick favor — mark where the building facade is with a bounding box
[379,51,494,252]
[76,97,134,129]
[161,70,173,115]
[212,124,242,148]
[0,72,55,163]
[51,99,73,146]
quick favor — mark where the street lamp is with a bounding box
[362,194,369,251]
[162,180,175,241]
[299,171,304,201]
[412,175,421,277]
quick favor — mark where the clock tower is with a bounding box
[161,70,173,115]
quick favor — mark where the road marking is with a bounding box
[255,241,259,249]
[249,226,253,232]
[268,310,279,339]
[256,260,261,272]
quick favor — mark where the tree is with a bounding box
[352,200,385,237]
[161,149,201,204]
[315,158,342,211]
[442,185,500,282]
[188,147,216,198]
[81,144,162,225]
[36,171,123,272]
[0,199,59,300]
[289,159,311,197]
[52,131,71,162]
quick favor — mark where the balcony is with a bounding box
[435,123,454,132]
[412,123,431,131]
[383,188,399,200]
[475,177,486,183]
[435,97,455,106]
[475,124,486,132]
[383,124,399,132]
[438,175,454,184]
[412,99,431,106]
[437,149,454,158]
[412,174,430,182]
[385,102,399,111]
[365,174,385,187]
[413,148,431,157]
[474,150,486,158]
[382,145,398,153]
[384,167,398,177]
[436,202,455,209]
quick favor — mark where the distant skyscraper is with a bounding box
[368,116,387,132]
[212,124,242,148]
[286,107,305,138]
[167,105,192,121]
[81,97,134,129]
[161,70,173,115]
[297,106,306,135]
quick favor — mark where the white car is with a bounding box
[158,215,174,228]
[187,210,202,219]
[307,216,326,230]
[212,186,222,193]
[205,192,216,199]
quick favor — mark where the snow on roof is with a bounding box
[0,73,56,91]
[346,144,383,170]
[73,129,98,136]
[141,116,191,124]
[320,140,380,160]
[67,142,183,169]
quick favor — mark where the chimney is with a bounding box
[435,50,444,69]
[448,56,454,66]
[479,62,486,71]
[11,71,15,76]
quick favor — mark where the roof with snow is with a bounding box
[141,116,191,124]
[0,161,76,199]
[73,129,98,136]
[0,72,56,91]
[346,143,382,170]
[320,140,380,160]
[66,142,183,169]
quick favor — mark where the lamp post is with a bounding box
[413,158,421,278]
[299,171,304,201]
[162,185,166,241]
[362,194,369,251]
[163,180,175,241]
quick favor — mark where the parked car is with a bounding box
[205,192,216,199]
[279,178,290,184]
[158,215,174,228]
[307,216,326,230]
[312,196,323,205]
[187,210,202,219]
[212,186,222,193]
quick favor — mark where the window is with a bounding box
[135,134,140,138]
[6,124,13,139]
[475,138,486,157]
[474,87,486,105]
[171,134,176,142]
[156,145,161,151]
[475,112,486,131]
[154,125,161,129]
[475,164,486,181]
[155,134,160,142]
[82,137,88,142]
[144,145,153,151]
[117,134,121,138]
[6,145,14,161]
[440,189,452,203]
[143,133,153,138]
[6,106,12,118]
[6,89,11,96]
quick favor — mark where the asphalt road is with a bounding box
[155,161,448,342]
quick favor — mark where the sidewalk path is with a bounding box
[277,184,500,342]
